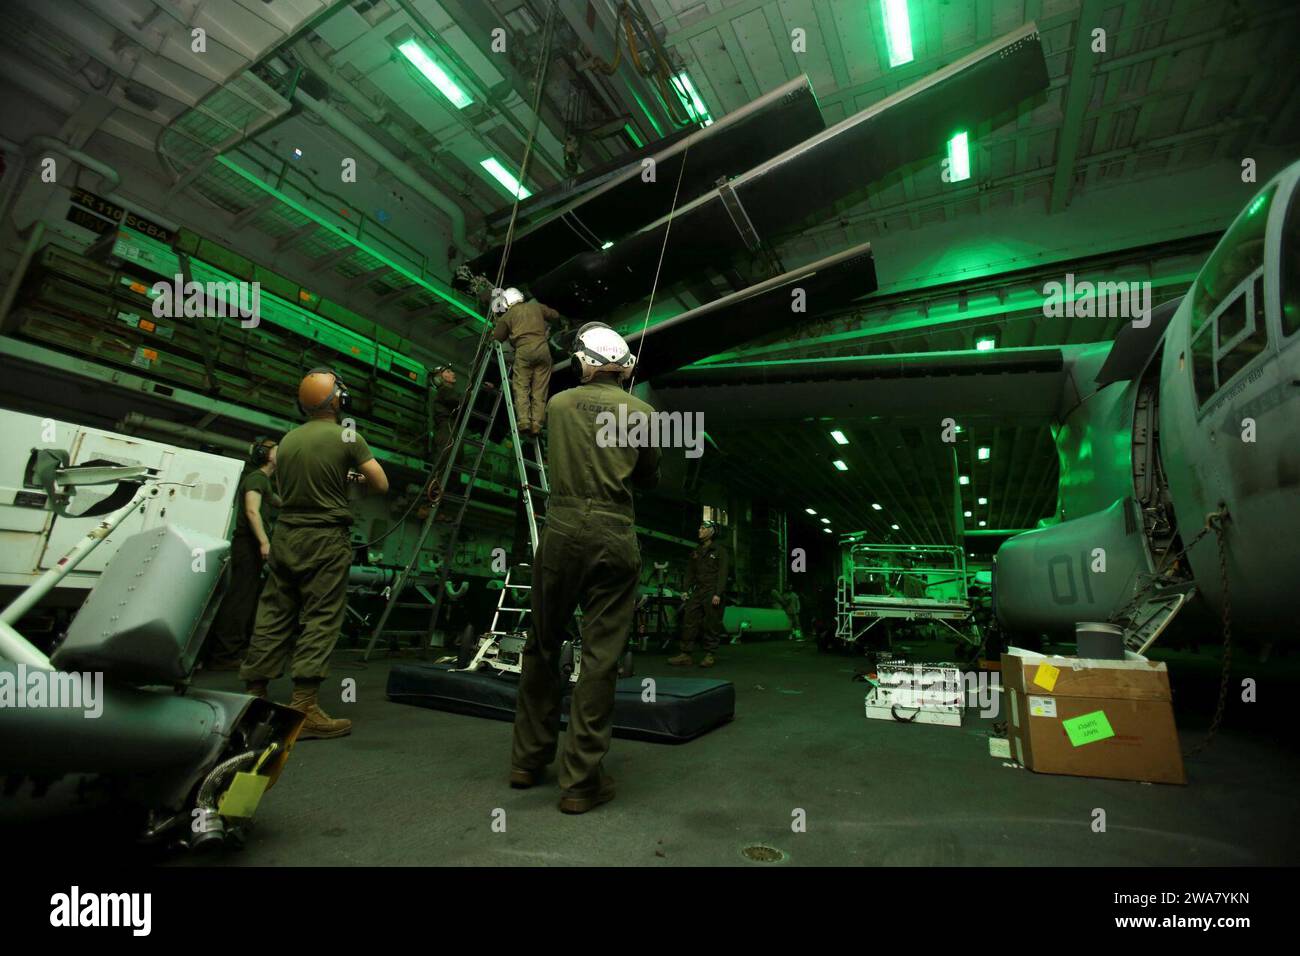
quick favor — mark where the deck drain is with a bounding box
[740,843,787,864]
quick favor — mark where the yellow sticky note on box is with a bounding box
[1032,663,1060,692]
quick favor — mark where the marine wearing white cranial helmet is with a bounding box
[573,322,635,382]
[491,287,525,315]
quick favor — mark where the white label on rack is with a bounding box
[1028,695,1057,718]
[1009,687,1020,728]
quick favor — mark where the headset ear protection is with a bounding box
[249,437,275,465]
[298,366,351,417]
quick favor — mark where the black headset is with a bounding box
[249,437,276,465]
[298,366,351,417]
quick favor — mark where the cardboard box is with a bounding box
[1001,647,1186,785]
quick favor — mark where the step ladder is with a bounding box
[459,562,583,682]
[363,340,548,660]
[1112,582,1197,655]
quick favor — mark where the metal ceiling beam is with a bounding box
[1049,0,1106,214]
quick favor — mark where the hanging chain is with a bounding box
[1183,510,1233,758]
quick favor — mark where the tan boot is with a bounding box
[667,653,694,667]
[699,653,716,668]
[289,686,352,739]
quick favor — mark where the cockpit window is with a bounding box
[1191,184,1276,334]
[1191,269,1269,406]
[1283,180,1300,337]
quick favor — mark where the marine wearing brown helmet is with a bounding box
[240,367,389,738]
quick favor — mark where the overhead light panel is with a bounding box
[805,508,817,515]
[958,475,969,486]
[823,527,833,534]
[832,460,848,472]
[831,430,849,445]
[964,510,972,518]
[820,517,830,525]
[946,131,970,183]
[398,39,473,109]
[979,520,987,527]
[978,446,991,461]
[479,158,532,200]
[881,0,914,68]
[978,497,988,505]
[600,241,614,250]
[673,71,713,126]
[976,336,997,351]
[890,523,900,531]
[871,503,882,511]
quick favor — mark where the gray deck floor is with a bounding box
[162,639,1298,866]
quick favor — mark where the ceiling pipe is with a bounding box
[118,413,251,457]
[27,136,121,192]
[291,39,387,125]
[288,86,473,258]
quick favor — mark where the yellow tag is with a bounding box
[1033,663,1060,692]
[217,772,269,819]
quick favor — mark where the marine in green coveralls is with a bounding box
[492,287,562,437]
[510,322,659,813]
[669,521,730,668]
[206,439,278,669]
[431,366,460,458]
[241,368,389,738]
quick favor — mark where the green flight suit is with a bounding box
[512,379,660,794]
[240,420,371,683]
[207,468,276,666]
[680,540,730,653]
[493,300,560,432]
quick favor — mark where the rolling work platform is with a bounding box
[835,543,981,648]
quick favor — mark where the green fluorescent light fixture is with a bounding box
[832,459,848,472]
[890,523,900,531]
[806,508,817,515]
[975,336,996,351]
[600,241,614,250]
[871,503,883,511]
[959,475,970,486]
[623,123,644,149]
[881,0,914,68]
[831,429,849,445]
[479,158,532,199]
[978,446,991,461]
[673,71,713,126]
[823,528,833,534]
[979,520,987,527]
[947,131,971,182]
[978,497,988,505]
[820,517,831,524]
[398,39,472,109]
[964,510,973,518]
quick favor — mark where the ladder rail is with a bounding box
[363,339,509,659]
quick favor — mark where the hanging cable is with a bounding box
[627,144,690,390]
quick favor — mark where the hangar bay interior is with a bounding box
[1,0,1299,868]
